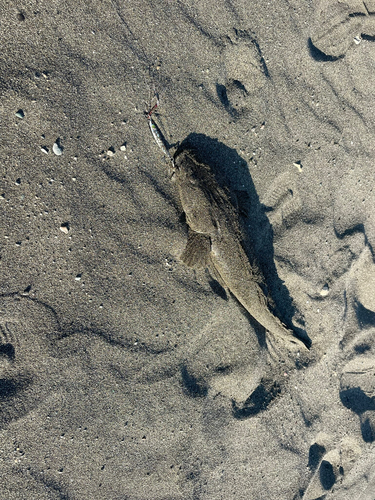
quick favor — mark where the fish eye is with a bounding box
[188,173,198,185]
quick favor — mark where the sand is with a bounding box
[1,0,375,498]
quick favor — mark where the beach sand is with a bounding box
[1,0,375,498]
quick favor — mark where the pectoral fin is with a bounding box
[180,230,211,269]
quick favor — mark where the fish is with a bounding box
[172,146,308,352]
[146,94,174,166]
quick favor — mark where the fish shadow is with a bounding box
[177,133,310,349]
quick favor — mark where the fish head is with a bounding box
[173,148,220,235]
[172,147,201,182]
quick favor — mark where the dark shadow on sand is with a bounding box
[355,301,375,328]
[307,38,343,62]
[340,387,375,442]
[340,387,375,414]
[232,379,281,419]
[181,365,208,398]
[176,133,311,350]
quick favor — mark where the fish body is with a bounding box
[173,147,306,349]
[148,116,174,163]
[146,94,174,165]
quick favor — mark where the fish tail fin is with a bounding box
[266,329,308,370]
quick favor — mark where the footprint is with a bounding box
[231,377,282,419]
[341,245,375,349]
[352,246,375,315]
[303,433,361,499]
[340,354,375,442]
[339,250,375,441]
[310,0,375,59]
[218,29,269,116]
[0,294,60,428]
[180,305,307,418]
[181,312,265,403]
[261,170,303,232]
[337,248,375,440]
[178,309,295,417]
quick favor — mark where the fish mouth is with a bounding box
[172,148,199,180]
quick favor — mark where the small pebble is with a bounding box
[60,222,70,234]
[75,274,82,281]
[107,150,115,157]
[320,284,329,297]
[15,109,25,119]
[120,144,127,152]
[53,141,63,156]
[293,161,303,172]
[41,147,49,154]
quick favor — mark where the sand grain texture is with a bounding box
[1,0,375,498]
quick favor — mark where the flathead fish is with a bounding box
[172,147,307,351]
